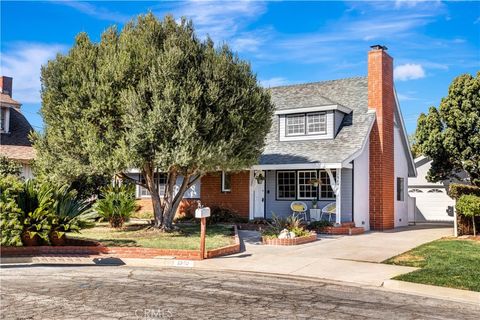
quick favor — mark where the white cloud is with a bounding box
[394,63,426,81]
[56,1,130,23]
[160,0,267,43]
[0,43,67,103]
[260,77,290,88]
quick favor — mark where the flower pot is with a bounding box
[49,232,66,246]
[21,233,40,246]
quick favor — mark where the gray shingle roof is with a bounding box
[1,108,34,147]
[260,77,375,165]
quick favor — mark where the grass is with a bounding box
[70,222,235,250]
[384,238,480,292]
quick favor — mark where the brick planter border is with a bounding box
[261,232,317,246]
[0,225,240,260]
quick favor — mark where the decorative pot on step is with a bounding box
[49,232,66,246]
[21,233,40,246]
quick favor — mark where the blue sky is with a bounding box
[1,0,479,133]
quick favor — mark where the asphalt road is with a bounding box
[0,265,479,320]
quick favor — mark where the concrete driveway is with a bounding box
[194,225,453,286]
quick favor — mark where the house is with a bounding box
[133,45,416,231]
[408,156,466,223]
[0,76,36,178]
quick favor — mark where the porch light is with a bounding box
[254,171,265,184]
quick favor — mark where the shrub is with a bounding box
[207,206,249,225]
[0,156,21,177]
[94,183,136,228]
[456,195,480,236]
[307,220,333,231]
[0,175,24,246]
[449,183,480,199]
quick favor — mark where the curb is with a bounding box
[382,279,480,306]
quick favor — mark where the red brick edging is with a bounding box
[0,226,241,260]
[262,232,317,246]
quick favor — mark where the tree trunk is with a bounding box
[159,170,178,231]
[143,165,163,228]
[473,216,477,237]
[162,173,192,230]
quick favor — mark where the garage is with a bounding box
[408,187,455,222]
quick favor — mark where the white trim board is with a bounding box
[275,104,352,115]
[252,162,351,170]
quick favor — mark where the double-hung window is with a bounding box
[307,113,326,134]
[277,171,296,199]
[319,170,336,199]
[397,177,405,201]
[221,171,232,192]
[298,170,318,199]
[139,172,167,197]
[286,114,305,136]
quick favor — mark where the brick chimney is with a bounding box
[0,76,13,97]
[368,45,395,231]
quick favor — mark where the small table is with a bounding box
[310,208,322,221]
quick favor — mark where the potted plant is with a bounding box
[308,178,320,187]
[16,180,55,246]
[50,186,97,245]
[254,171,265,184]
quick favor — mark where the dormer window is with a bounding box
[0,107,9,133]
[286,112,326,136]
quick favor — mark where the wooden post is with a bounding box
[200,217,206,260]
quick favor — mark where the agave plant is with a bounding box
[50,186,98,245]
[94,183,136,228]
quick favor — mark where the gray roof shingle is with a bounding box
[260,77,374,165]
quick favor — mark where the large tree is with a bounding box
[415,72,480,186]
[34,14,274,230]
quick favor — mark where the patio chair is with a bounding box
[320,202,336,222]
[290,201,308,221]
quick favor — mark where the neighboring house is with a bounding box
[132,45,416,231]
[408,156,465,223]
[0,76,36,178]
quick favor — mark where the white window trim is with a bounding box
[285,114,306,136]
[0,106,10,133]
[319,169,336,200]
[277,171,296,200]
[306,112,327,135]
[297,170,318,200]
[221,171,231,192]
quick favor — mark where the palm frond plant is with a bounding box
[49,185,98,245]
[94,183,136,228]
[262,213,309,239]
[16,179,54,246]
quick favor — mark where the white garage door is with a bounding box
[408,188,455,222]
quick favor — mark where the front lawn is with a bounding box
[70,222,235,250]
[384,238,480,292]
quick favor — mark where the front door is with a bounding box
[253,171,265,218]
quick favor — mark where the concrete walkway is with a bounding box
[194,225,453,287]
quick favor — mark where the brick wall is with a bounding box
[136,198,198,218]
[368,47,395,230]
[200,171,250,218]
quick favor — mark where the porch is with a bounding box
[249,163,355,226]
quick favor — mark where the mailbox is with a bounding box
[195,207,211,218]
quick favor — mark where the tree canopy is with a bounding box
[34,13,274,229]
[414,72,480,186]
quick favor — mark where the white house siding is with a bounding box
[19,163,33,179]
[264,169,353,222]
[394,124,409,227]
[353,141,370,230]
[125,173,201,199]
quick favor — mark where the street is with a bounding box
[1,265,479,320]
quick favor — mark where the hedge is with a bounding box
[449,183,480,199]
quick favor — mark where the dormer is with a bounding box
[275,104,352,141]
[0,76,22,134]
